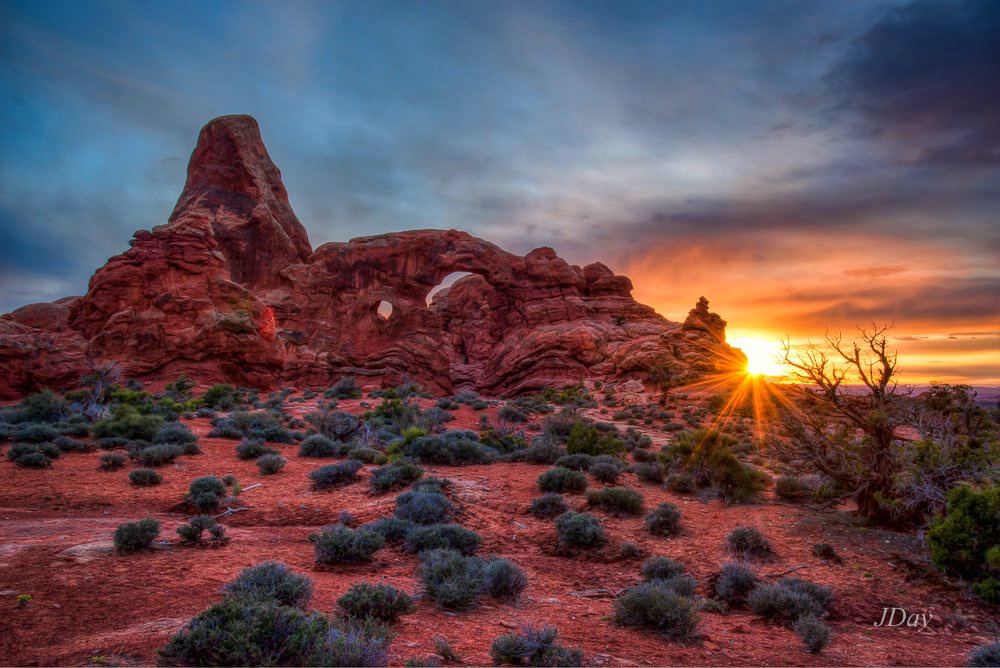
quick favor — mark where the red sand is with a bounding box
[0,399,994,666]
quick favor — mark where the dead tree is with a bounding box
[781,323,912,525]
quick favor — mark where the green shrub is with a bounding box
[222,561,313,608]
[337,582,416,622]
[7,442,40,462]
[634,462,665,484]
[928,484,1000,578]
[645,502,682,536]
[530,493,568,518]
[136,443,184,466]
[129,468,163,486]
[2,390,68,423]
[114,518,160,552]
[299,434,343,458]
[419,549,484,610]
[641,556,686,581]
[586,486,644,515]
[37,442,61,459]
[311,525,384,565]
[726,526,772,559]
[537,467,587,494]
[490,625,583,667]
[394,490,454,525]
[201,384,239,409]
[177,515,227,543]
[967,640,1000,667]
[95,409,164,441]
[566,422,625,457]
[612,581,699,638]
[715,562,757,604]
[236,437,278,460]
[99,452,126,471]
[309,460,363,490]
[479,427,527,454]
[554,512,606,549]
[256,453,287,475]
[370,460,424,493]
[973,577,1000,604]
[54,435,93,452]
[665,428,766,502]
[483,558,528,599]
[404,524,481,555]
[398,430,496,465]
[793,615,831,653]
[187,476,227,512]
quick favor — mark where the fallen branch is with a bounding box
[764,564,810,578]
[242,483,262,492]
[214,507,250,518]
[568,588,616,598]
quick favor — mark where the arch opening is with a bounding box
[376,300,393,320]
[426,271,475,306]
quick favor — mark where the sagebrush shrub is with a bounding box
[370,460,424,493]
[412,476,452,494]
[98,452,126,471]
[311,525,384,564]
[775,475,814,500]
[14,422,60,442]
[612,581,699,638]
[299,434,343,458]
[236,437,278,460]
[419,548,485,610]
[714,562,757,604]
[726,526,772,559]
[114,518,160,552]
[363,517,416,543]
[747,583,824,622]
[129,468,163,486]
[394,490,454,524]
[490,625,583,667]
[337,582,416,621]
[645,502,682,536]
[483,558,528,599]
[95,410,164,441]
[554,511,606,549]
[398,430,496,465]
[222,561,314,608]
[309,460,363,490]
[187,476,227,512]
[967,640,1000,667]
[54,435,94,453]
[160,598,390,667]
[530,493,568,518]
[641,556,686,581]
[11,448,50,468]
[405,524,482,555]
[589,460,623,483]
[586,486,644,515]
[793,615,831,653]
[555,454,593,471]
[177,515,227,543]
[537,467,587,494]
[154,422,197,446]
[665,472,696,493]
[326,377,362,399]
[136,443,184,467]
[256,453,287,475]
[566,421,625,457]
[634,462,665,484]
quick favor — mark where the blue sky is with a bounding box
[1,0,998,382]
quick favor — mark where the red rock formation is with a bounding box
[0,115,745,399]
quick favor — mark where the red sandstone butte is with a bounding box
[0,115,745,398]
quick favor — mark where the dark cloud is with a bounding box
[827,0,1000,167]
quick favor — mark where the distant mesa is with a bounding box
[0,114,745,398]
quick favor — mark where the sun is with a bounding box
[728,336,787,377]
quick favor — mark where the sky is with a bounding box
[0,0,997,384]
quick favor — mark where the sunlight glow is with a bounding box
[729,336,786,377]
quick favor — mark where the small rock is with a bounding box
[730,624,750,634]
[499,620,518,629]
